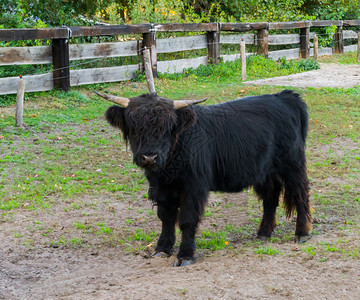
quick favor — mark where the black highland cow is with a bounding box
[96,90,312,266]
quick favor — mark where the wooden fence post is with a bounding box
[335,24,344,54]
[16,77,26,128]
[357,32,360,62]
[143,49,156,94]
[52,29,70,91]
[300,25,310,59]
[207,24,220,64]
[313,34,318,61]
[257,28,269,58]
[142,25,157,78]
[240,40,246,81]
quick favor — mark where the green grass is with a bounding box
[96,222,113,235]
[197,230,230,251]
[254,245,282,255]
[157,55,320,82]
[318,51,359,65]
[129,228,157,242]
[303,245,316,256]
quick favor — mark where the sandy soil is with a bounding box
[245,63,360,88]
[1,63,359,299]
[1,243,359,299]
[1,191,358,300]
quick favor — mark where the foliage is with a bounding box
[312,25,338,48]
[277,57,320,71]
[128,0,185,23]
[179,0,360,22]
[0,0,81,28]
[1,0,360,29]
[301,0,360,20]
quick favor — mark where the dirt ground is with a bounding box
[1,191,358,300]
[1,63,359,299]
[245,63,360,88]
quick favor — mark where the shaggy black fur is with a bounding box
[105,90,312,263]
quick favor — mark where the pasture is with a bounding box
[0,54,359,298]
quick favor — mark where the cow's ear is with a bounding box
[105,105,128,136]
[175,107,197,133]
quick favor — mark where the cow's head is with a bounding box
[96,92,207,171]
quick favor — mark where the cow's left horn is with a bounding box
[173,98,207,110]
[94,91,130,107]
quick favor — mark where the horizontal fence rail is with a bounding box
[0,20,359,95]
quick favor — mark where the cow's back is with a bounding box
[187,90,308,192]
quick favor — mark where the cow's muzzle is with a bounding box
[141,154,158,166]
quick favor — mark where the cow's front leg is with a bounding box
[175,221,198,266]
[175,192,206,267]
[151,203,178,257]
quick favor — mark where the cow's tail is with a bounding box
[277,91,312,233]
[277,90,308,143]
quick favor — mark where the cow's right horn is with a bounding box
[94,91,130,107]
[173,98,207,110]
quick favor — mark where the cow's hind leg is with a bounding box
[282,166,312,243]
[152,203,178,257]
[254,174,282,238]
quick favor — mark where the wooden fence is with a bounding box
[1,20,360,95]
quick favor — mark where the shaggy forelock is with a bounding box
[125,94,178,138]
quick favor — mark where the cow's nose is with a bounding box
[141,154,158,165]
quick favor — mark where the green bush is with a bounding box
[278,57,320,71]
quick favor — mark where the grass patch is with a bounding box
[128,228,157,242]
[254,245,282,255]
[157,55,319,82]
[197,230,230,251]
[318,51,358,65]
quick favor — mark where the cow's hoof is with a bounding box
[295,235,310,244]
[173,258,194,267]
[150,251,171,258]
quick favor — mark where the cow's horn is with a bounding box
[94,91,130,107]
[173,98,207,110]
